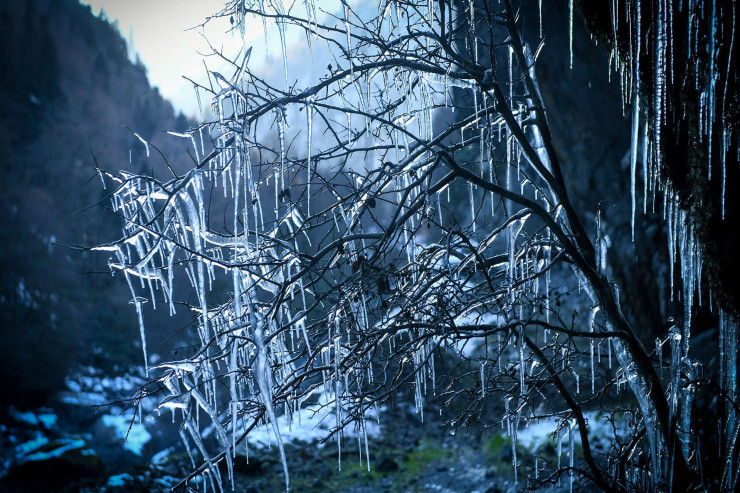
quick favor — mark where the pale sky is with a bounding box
[82,0,261,120]
[82,1,351,121]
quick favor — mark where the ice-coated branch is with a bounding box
[94,1,724,491]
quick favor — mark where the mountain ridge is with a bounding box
[0,0,196,404]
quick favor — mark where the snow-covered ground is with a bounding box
[242,387,383,450]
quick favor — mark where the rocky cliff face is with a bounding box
[520,1,675,339]
[0,0,194,404]
[578,0,740,320]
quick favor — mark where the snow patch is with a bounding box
[101,414,151,455]
[37,413,57,429]
[107,473,134,487]
[12,411,38,426]
[15,435,49,457]
[24,439,85,461]
[513,411,610,452]
[245,388,381,449]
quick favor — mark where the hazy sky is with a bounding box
[82,1,351,121]
[82,1,261,119]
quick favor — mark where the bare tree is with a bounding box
[95,1,737,491]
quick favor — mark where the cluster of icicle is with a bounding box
[579,0,738,489]
[98,136,296,491]
[92,1,434,489]
[95,0,738,491]
[96,2,563,491]
[94,3,543,490]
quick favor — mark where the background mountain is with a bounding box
[0,0,195,405]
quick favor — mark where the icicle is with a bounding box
[669,326,682,421]
[722,132,727,219]
[654,0,665,163]
[505,396,519,483]
[721,6,735,219]
[595,209,608,275]
[557,426,564,475]
[276,13,289,89]
[569,0,574,69]
[568,419,575,493]
[275,107,286,218]
[539,0,543,38]
[184,418,220,493]
[117,247,149,372]
[479,126,485,176]
[343,1,352,66]
[469,182,476,233]
[707,0,717,177]
[508,46,514,102]
[589,306,599,393]
[630,92,640,241]
[303,0,316,52]
[468,0,477,63]
[306,98,313,216]
[252,309,289,490]
[363,417,370,471]
[134,131,150,157]
[681,362,699,461]
[720,309,738,484]
[480,361,486,397]
[518,328,527,395]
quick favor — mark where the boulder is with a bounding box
[1,438,106,492]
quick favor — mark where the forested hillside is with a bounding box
[0,0,193,404]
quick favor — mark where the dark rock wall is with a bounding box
[520,0,675,338]
[578,0,740,319]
